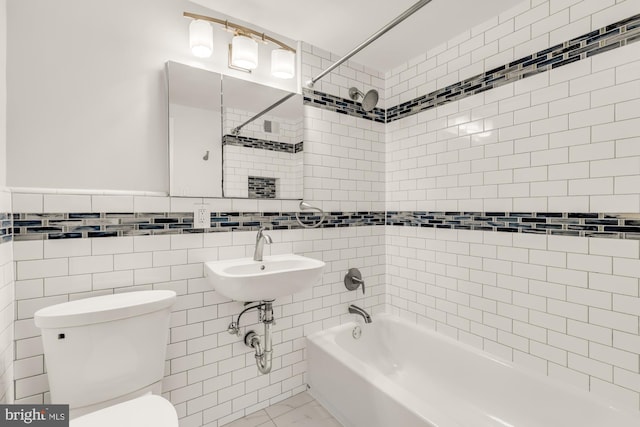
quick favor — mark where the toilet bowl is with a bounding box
[70,395,177,427]
[34,290,179,425]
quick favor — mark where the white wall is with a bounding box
[0,0,6,189]
[386,0,640,411]
[0,0,13,405]
[6,0,297,193]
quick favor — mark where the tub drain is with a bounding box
[352,326,362,339]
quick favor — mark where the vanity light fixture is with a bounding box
[184,11,296,79]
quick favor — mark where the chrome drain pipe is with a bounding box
[244,300,274,374]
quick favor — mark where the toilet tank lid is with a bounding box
[34,290,177,329]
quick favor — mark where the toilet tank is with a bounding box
[34,290,176,411]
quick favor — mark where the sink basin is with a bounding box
[204,254,325,302]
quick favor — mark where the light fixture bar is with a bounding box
[183,12,296,53]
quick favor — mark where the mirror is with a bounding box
[167,62,222,197]
[167,61,303,199]
[222,79,303,200]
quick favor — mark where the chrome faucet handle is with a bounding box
[256,227,272,242]
[344,268,365,294]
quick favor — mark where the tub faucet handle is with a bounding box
[344,268,365,294]
[351,276,365,294]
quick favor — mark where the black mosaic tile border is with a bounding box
[11,211,386,240]
[304,14,640,124]
[222,135,303,154]
[248,177,276,199]
[303,88,386,123]
[387,211,640,239]
[10,210,640,240]
[0,213,12,244]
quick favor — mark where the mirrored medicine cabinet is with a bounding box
[166,61,303,199]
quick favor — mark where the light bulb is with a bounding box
[271,49,295,79]
[189,20,213,58]
[231,34,258,70]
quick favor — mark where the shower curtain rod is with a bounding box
[308,0,433,87]
[231,92,296,135]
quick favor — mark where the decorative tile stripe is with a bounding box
[11,211,386,240]
[303,88,386,123]
[387,211,640,239]
[387,13,640,122]
[11,211,640,240]
[0,213,11,244]
[248,176,276,199]
[304,14,640,124]
[222,135,303,154]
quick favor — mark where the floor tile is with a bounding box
[225,410,272,427]
[226,392,342,427]
[272,401,341,427]
[264,392,315,419]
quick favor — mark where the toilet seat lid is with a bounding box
[70,395,178,427]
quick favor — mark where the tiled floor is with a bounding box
[225,392,342,427]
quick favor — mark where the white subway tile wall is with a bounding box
[387,2,640,213]
[303,106,386,212]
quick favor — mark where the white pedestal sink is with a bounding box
[204,254,325,302]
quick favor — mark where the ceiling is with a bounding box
[189,0,516,73]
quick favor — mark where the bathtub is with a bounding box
[307,314,640,427]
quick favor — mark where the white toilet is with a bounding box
[34,290,179,426]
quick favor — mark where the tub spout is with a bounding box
[348,304,372,323]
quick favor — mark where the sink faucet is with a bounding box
[348,304,372,323]
[253,227,272,261]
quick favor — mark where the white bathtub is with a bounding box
[307,314,640,427]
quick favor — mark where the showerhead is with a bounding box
[349,87,379,112]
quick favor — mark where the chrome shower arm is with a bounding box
[308,0,433,86]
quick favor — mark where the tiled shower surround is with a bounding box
[383,0,640,412]
[3,0,640,426]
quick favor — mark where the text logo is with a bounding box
[0,405,68,426]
